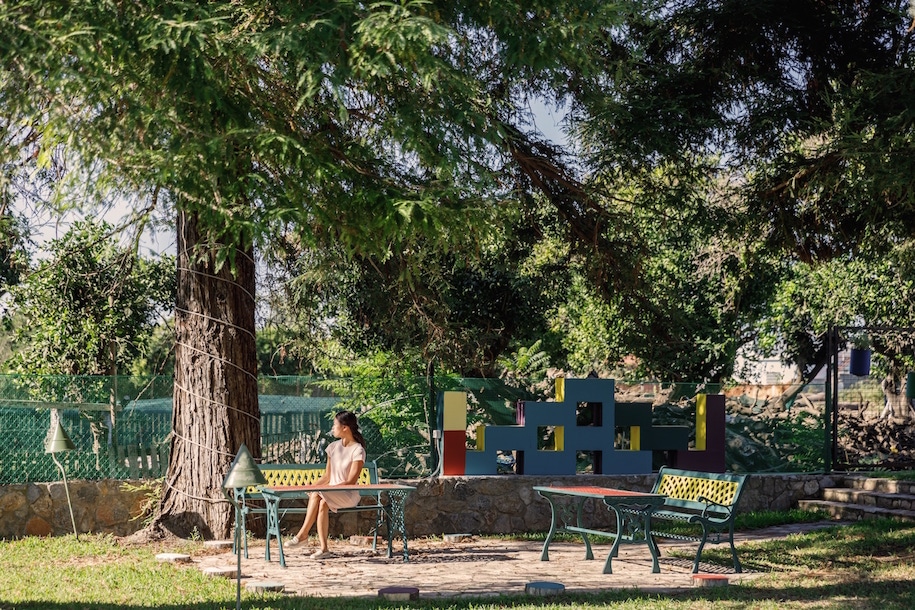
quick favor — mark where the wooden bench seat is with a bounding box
[621,467,749,573]
[233,461,385,557]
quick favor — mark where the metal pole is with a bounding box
[824,326,834,473]
[235,504,242,610]
[51,453,78,539]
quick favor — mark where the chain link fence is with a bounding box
[1,373,908,485]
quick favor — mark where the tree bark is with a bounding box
[154,209,260,539]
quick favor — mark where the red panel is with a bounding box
[442,430,466,475]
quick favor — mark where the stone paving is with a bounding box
[189,522,840,599]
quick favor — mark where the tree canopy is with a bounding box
[2,0,915,536]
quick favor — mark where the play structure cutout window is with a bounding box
[537,425,561,450]
[496,450,517,474]
[576,401,603,426]
[577,450,603,474]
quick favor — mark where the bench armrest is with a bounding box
[696,495,734,520]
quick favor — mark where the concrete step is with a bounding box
[822,487,915,512]
[842,476,915,496]
[798,499,915,522]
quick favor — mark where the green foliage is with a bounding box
[757,243,915,379]
[0,212,29,291]
[121,479,164,527]
[3,220,175,377]
[317,352,435,477]
[497,339,551,381]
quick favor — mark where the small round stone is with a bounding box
[246,581,285,593]
[378,586,420,601]
[525,581,565,595]
[155,553,192,563]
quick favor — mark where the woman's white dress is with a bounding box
[318,439,366,511]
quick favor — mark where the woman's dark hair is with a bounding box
[335,410,366,449]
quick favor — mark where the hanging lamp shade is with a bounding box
[45,421,76,454]
[221,444,267,490]
[849,348,872,377]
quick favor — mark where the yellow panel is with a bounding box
[477,426,485,451]
[256,466,371,492]
[630,426,641,451]
[657,474,738,505]
[555,377,564,403]
[443,391,468,431]
[695,394,708,451]
[554,426,564,451]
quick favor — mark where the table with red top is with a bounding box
[260,483,416,568]
[533,485,667,574]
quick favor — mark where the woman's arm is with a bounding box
[340,458,365,486]
[313,457,331,486]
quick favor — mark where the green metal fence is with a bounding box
[1,374,902,485]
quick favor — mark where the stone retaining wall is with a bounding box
[0,473,842,539]
[0,480,152,539]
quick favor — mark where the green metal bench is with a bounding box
[623,467,749,573]
[233,461,385,557]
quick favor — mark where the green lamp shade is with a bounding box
[221,444,267,490]
[45,421,76,453]
[907,372,915,400]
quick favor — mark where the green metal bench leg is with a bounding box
[728,523,742,573]
[692,526,709,574]
[371,506,384,554]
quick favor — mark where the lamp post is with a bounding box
[221,444,267,610]
[44,420,78,539]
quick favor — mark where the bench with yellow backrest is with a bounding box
[622,467,749,573]
[233,462,385,557]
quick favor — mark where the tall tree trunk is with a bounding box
[154,209,260,539]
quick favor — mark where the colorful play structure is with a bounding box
[439,378,726,475]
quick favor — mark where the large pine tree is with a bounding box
[0,0,626,537]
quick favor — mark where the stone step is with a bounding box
[798,499,915,522]
[822,487,915,512]
[842,477,915,496]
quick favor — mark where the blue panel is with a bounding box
[562,378,615,406]
[601,451,652,474]
[640,426,690,450]
[615,402,652,427]
[483,426,537,453]
[465,450,498,475]
[456,378,698,476]
[521,402,576,427]
[572,427,615,450]
[523,450,578,475]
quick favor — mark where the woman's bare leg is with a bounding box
[294,492,321,540]
[316,500,331,552]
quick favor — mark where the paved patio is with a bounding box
[189,523,835,599]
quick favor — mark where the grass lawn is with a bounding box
[1,515,913,609]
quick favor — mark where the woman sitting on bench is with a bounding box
[287,410,367,558]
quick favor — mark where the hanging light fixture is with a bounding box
[221,444,267,610]
[44,420,78,539]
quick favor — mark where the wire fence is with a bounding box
[1,373,910,485]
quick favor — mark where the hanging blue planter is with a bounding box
[849,348,871,377]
